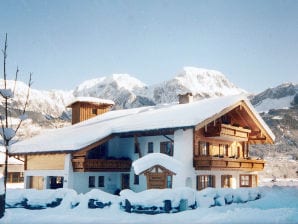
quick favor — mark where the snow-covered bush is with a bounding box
[120,187,197,214]
[75,189,119,210]
[196,187,262,208]
[6,188,77,209]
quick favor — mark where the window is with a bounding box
[49,176,64,189]
[89,176,95,188]
[199,142,210,156]
[224,144,229,157]
[240,174,258,187]
[167,175,172,188]
[148,142,154,153]
[134,142,139,154]
[221,175,232,188]
[243,142,249,158]
[92,108,97,115]
[87,142,108,159]
[98,176,104,187]
[160,141,173,156]
[134,174,139,185]
[197,175,215,190]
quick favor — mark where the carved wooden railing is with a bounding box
[193,156,265,171]
[72,158,132,172]
[205,124,251,140]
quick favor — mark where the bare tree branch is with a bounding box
[13,67,19,94]
[3,33,7,89]
[15,72,32,134]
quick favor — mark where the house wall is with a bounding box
[195,170,259,189]
[105,135,176,193]
[24,153,71,190]
[172,128,196,189]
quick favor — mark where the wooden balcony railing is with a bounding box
[193,156,265,171]
[72,158,132,172]
[205,124,251,141]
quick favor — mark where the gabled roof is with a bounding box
[132,153,183,175]
[9,94,275,155]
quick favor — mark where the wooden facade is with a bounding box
[193,156,265,171]
[72,158,132,172]
[69,101,113,125]
[142,165,175,189]
[26,154,65,170]
[193,101,267,172]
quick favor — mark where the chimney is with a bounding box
[178,93,193,104]
[66,97,115,125]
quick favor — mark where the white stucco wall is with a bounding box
[172,128,196,189]
[195,170,259,189]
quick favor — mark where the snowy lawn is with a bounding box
[1,186,298,224]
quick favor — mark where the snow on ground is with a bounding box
[1,185,298,224]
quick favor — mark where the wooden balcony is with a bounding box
[193,156,265,171]
[205,124,251,141]
[72,158,132,172]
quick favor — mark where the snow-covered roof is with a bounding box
[66,97,115,107]
[132,153,183,175]
[9,94,275,154]
[0,152,23,165]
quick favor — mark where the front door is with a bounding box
[121,174,130,190]
[29,176,44,190]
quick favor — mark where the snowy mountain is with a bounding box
[152,67,245,104]
[73,74,155,109]
[250,83,298,179]
[73,67,245,107]
[251,83,298,112]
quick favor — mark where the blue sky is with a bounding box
[0,0,297,93]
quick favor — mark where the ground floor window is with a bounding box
[98,176,104,187]
[7,172,24,183]
[166,175,172,188]
[240,174,258,187]
[197,175,215,190]
[89,176,95,188]
[134,174,139,185]
[221,175,232,188]
[49,176,64,189]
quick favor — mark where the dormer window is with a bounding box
[92,108,97,115]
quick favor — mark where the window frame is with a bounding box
[134,174,139,185]
[197,175,215,190]
[166,175,172,188]
[89,176,95,188]
[199,141,210,156]
[148,142,154,153]
[221,175,232,188]
[98,176,105,188]
[160,141,173,156]
[91,108,98,115]
[239,174,257,187]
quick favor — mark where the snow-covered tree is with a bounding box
[0,34,32,218]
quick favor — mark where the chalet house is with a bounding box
[0,149,24,184]
[9,95,275,193]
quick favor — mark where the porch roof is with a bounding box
[132,153,183,175]
[9,94,275,155]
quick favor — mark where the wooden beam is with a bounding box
[72,134,114,157]
[134,135,142,158]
